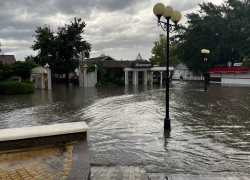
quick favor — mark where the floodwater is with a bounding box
[0,82,250,176]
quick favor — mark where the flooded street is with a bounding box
[0,82,250,176]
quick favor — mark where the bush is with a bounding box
[95,81,102,87]
[99,80,107,85]
[0,80,35,95]
[21,80,33,84]
[113,79,125,85]
[107,82,115,85]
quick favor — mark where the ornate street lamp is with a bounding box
[153,3,181,130]
[201,49,210,91]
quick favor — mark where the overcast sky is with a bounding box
[0,0,223,61]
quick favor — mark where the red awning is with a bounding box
[207,67,250,73]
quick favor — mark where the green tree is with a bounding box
[10,61,38,80]
[173,0,250,72]
[149,34,180,67]
[24,55,36,62]
[0,61,11,80]
[32,18,92,82]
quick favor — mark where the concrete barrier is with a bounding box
[0,122,89,151]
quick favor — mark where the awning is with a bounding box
[207,67,250,73]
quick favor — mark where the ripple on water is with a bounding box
[0,83,250,176]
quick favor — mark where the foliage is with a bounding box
[107,82,115,85]
[31,18,92,81]
[0,80,35,95]
[87,62,106,81]
[95,81,102,87]
[87,64,96,73]
[0,61,12,80]
[10,61,38,80]
[0,42,2,54]
[24,55,36,62]
[149,34,180,67]
[0,60,37,80]
[113,79,125,85]
[242,60,250,67]
[104,68,123,83]
[173,0,250,72]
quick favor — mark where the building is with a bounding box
[0,55,16,64]
[208,64,250,84]
[80,53,174,85]
[172,63,203,81]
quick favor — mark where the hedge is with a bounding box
[0,80,35,95]
[95,81,102,87]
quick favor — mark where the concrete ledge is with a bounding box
[0,122,89,142]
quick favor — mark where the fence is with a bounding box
[172,75,204,81]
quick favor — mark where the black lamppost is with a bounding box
[201,49,210,91]
[153,3,181,130]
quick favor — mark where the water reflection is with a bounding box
[163,130,171,149]
[0,83,250,176]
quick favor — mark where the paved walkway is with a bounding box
[168,176,250,180]
[90,168,250,180]
[0,139,90,180]
[147,174,250,180]
[1,139,250,180]
[90,166,149,180]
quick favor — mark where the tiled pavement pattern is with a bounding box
[90,166,149,180]
[147,174,250,180]
[169,176,250,180]
[0,139,90,180]
[168,176,250,180]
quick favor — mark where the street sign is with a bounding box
[227,61,232,67]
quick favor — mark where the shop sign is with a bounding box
[214,63,226,67]
[234,63,243,66]
[132,62,153,68]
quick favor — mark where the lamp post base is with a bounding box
[164,118,171,130]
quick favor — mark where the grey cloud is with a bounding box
[170,0,203,12]
[0,0,207,61]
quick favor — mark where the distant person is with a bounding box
[180,75,183,82]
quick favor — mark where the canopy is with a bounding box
[207,67,250,73]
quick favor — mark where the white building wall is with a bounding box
[37,74,43,89]
[173,69,195,80]
[222,73,234,78]
[236,72,250,78]
[210,71,250,84]
[210,73,221,77]
[222,78,250,84]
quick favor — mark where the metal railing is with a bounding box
[172,75,204,81]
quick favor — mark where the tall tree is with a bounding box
[32,18,92,82]
[149,34,180,67]
[173,0,250,72]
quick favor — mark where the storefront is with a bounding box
[208,66,250,84]
[80,54,174,85]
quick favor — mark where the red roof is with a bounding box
[207,67,250,73]
[0,55,16,64]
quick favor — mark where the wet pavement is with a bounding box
[90,166,148,180]
[0,139,89,180]
[1,82,250,177]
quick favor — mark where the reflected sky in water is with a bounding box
[0,82,250,176]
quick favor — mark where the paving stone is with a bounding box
[0,134,90,180]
